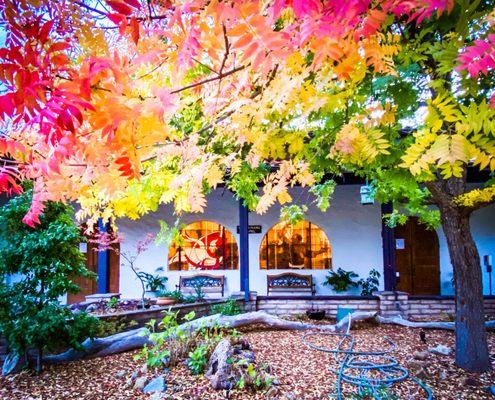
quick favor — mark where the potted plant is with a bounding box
[156,289,183,306]
[306,309,326,320]
[138,270,168,298]
[322,268,359,292]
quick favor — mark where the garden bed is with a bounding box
[1,321,493,399]
[94,298,246,330]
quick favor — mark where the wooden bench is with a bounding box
[267,272,315,296]
[177,274,225,297]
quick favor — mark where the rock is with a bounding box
[115,370,126,379]
[205,339,234,390]
[133,376,148,390]
[462,377,480,387]
[125,378,133,387]
[237,350,255,364]
[150,393,165,400]
[429,344,451,356]
[130,371,138,380]
[143,375,167,393]
[439,370,447,380]
[406,360,429,380]
[140,364,148,375]
[407,360,426,371]
[2,353,26,376]
[85,303,98,313]
[413,351,429,361]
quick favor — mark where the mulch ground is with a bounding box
[1,322,494,400]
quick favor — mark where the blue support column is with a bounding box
[239,200,250,301]
[97,218,110,293]
[381,203,396,291]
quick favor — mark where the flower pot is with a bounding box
[156,297,177,306]
[145,290,158,299]
[306,309,325,320]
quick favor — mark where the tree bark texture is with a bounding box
[427,174,492,372]
[440,205,491,371]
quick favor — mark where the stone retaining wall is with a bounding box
[406,296,495,319]
[253,292,495,319]
[255,295,379,317]
[98,298,247,329]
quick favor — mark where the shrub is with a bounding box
[211,299,242,316]
[138,270,168,292]
[137,310,226,369]
[0,188,100,373]
[187,344,209,375]
[358,269,381,296]
[323,268,359,292]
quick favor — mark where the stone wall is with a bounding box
[253,292,495,319]
[407,296,495,319]
[98,298,247,330]
[255,295,379,316]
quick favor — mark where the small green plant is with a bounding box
[193,284,206,301]
[107,297,119,309]
[323,268,359,292]
[136,310,198,368]
[235,362,274,392]
[187,344,209,375]
[138,270,168,292]
[358,269,381,296]
[351,385,398,400]
[211,299,242,316]
[96,318,137,337]
[158,289,184,302]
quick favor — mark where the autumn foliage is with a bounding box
[0,0,493,227]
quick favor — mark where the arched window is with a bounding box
[260,221,332,270]
[168,221,238,271]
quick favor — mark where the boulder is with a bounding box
[413,351,429,361]
[143,375,167,393]
[133,376,148,390]
[429,344,451,356]
[205,339,234,390]
[115,370,126,379]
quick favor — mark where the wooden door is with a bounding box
[395,218,440,295]
[68,242,98,304]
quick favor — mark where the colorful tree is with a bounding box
[1,0,494,371]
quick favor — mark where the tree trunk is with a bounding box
[36,348,42,375]
[440,205,491,372]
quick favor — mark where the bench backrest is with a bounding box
[267,272,313,289]
[179,274,225,295]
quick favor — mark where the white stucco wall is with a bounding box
[115,185,384,298]
[115,185,495,298]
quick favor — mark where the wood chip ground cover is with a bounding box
[1,323,493,399]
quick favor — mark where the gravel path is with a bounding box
[1,323,493,399]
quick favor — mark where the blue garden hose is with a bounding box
[302,331,433,399]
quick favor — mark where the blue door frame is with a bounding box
[97,219,110,293]
[239,200,250,301]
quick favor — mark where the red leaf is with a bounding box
[47,42,71,53]
[39,20,54,44]
[129,17,140,45]
[107,1,133,15]
[57,109,75,132]
[107,13,126,25]
[124,0,141,9]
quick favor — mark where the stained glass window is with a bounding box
[168,221,239,271]
[259,221,332,270]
